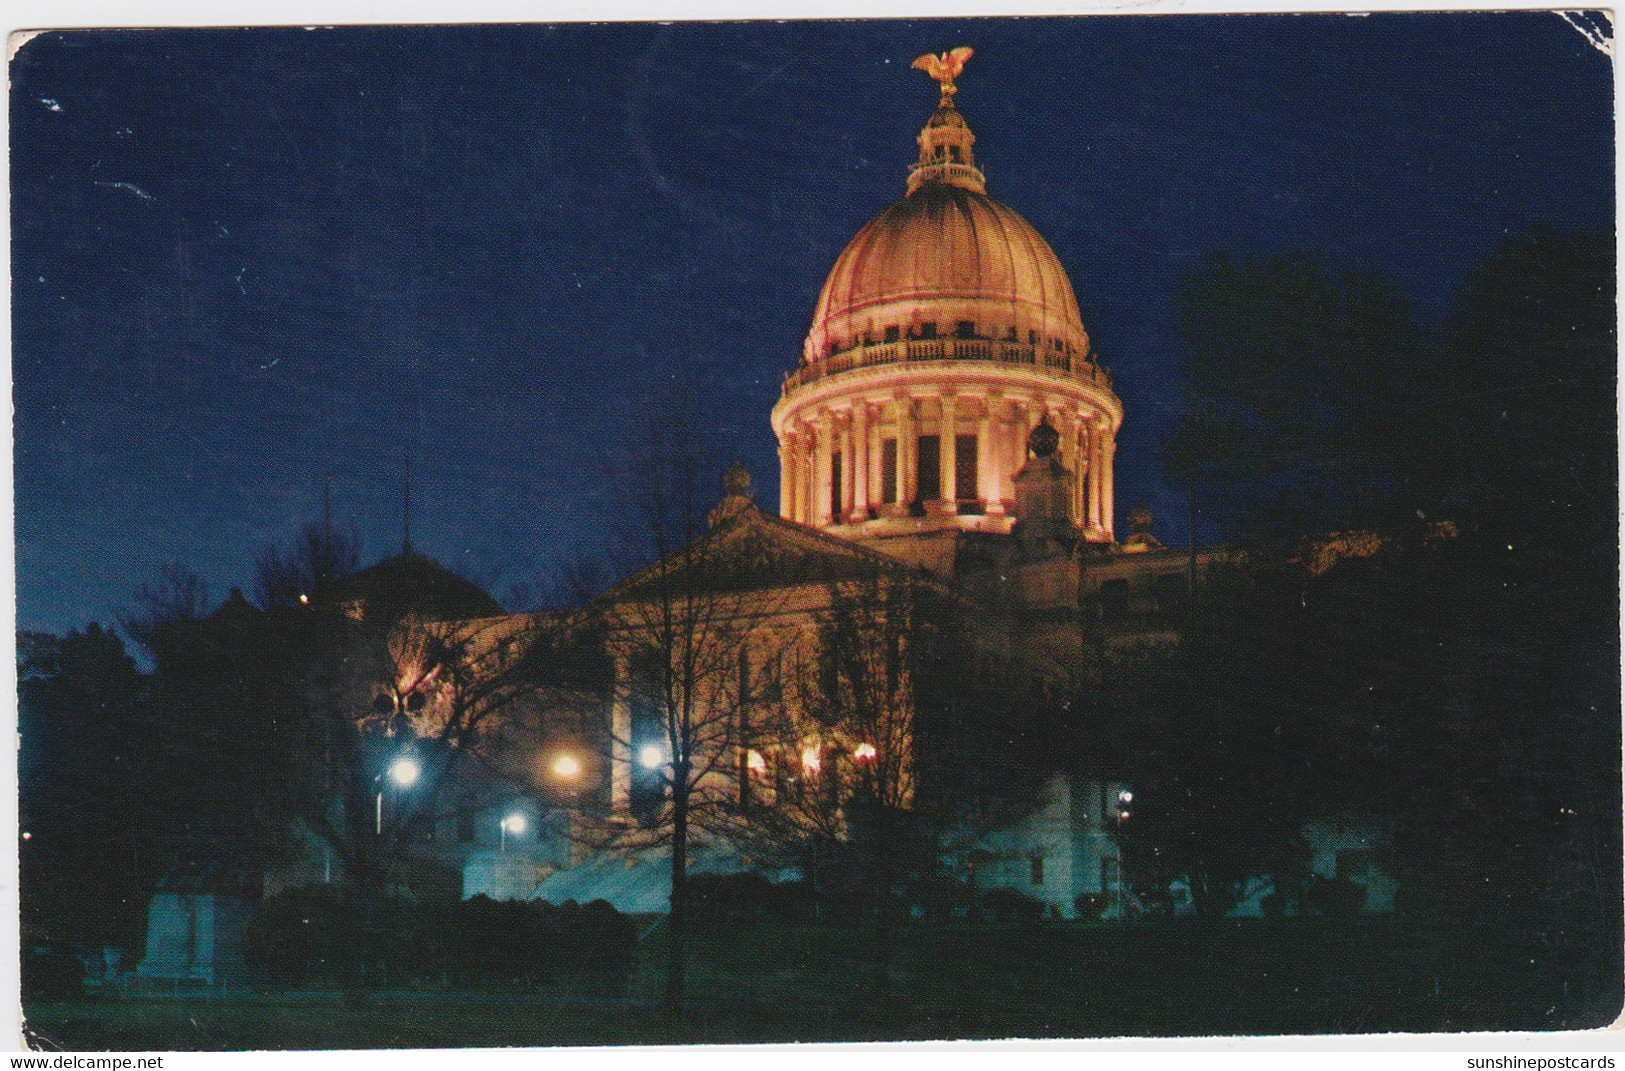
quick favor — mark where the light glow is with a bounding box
[746,749,767,773]
[501,813,528,836]
[388,756,422,787]
[801,746,822,775]
[854,743,878,761]
[639,745,665,770]
[552,753,581,778]
[1119,790,1133,804]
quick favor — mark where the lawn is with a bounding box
[21,917,1620,1050]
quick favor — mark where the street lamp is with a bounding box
[376,753,423,835]
[500,812,527,852]
[551,752,581,779]
[639,745,666,771]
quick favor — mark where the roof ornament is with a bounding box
[912,47,973,103]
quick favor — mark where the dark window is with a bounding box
[1032,856,1045,886]
[916,435,941,502]
[1007,326,1018,341]
[955,435,978,501]
[919,322,937,340]
[955,320,975,339]
[1029,329,1039,344]
[948,145,961,162]
[884,325,900,343]
[830,452,843,521]
[881,438,898,503]
[1100,579,1130,621]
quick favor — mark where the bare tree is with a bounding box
[770,560,931,996]
[253,520,361,609]
[588,408,793,1012]
[120,560,210,654]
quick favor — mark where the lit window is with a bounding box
[801,745,822,775]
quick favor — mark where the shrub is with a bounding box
[982,887,1046,925]
[1073,892,1110,921]
[22,945,83,1001]
[245,886,636,988]
[910,874,976,923]
[243,884,362,988]
[1305,875,1367,919]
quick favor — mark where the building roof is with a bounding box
[324,552,505,623]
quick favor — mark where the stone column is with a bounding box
[1103,436,1117,538]
[977,397,998,514]
[1088,423,1104,532]
[814,413,834,527]
[850,402,870,523]
[610,650,631,814]
[866,403,883,515]
[778,438,792,520]
[791,428,808,524]
[840,413,856,523]
[1013,399,1030,471]
[939,392,957,504]
[1079,422,1092,533]
[897,394,916,505]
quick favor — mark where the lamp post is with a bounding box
[376,754,422,836]
[1113,788,1132,921]
[500,812,527,853]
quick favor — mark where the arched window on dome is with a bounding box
[884,325,900,344]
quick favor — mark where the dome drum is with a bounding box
[773,361,1119,540]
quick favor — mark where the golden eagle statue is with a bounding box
[912,46,974,98]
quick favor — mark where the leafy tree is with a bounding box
[18,625,157,951]
[1165,252,1430,539]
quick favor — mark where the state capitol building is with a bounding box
[135,52,1392,984]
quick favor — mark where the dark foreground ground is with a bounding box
[22,918,1621,1050]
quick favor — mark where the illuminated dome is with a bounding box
[771,51,1122,545]
[804,184,1091,368]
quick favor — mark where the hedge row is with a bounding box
[243,885,635,988]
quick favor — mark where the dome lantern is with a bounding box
[907,48,985,195]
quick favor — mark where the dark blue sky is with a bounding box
[11,14,1613,633]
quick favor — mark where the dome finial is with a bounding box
[912,46,974,104]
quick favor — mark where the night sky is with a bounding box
[11,14,1613,634]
